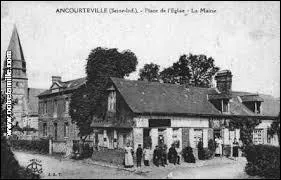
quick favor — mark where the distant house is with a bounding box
[37,76,85,141]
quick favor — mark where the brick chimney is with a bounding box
[51,76,62,84]
[214,70,232,94]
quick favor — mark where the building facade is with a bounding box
[37,76,85,141]
[1,26,46,139]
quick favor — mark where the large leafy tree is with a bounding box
[69,47,138,139]
[138,63,160,82]
[160,53,219,87]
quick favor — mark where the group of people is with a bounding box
[214,135,242,161]
[124,143,181,168]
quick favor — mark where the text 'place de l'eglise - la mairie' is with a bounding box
[1,26,280,155]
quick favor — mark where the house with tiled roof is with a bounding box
[37,70,279,155]
[1,26,47,140]
[90,70,279,154]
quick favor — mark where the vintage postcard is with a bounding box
[1,1,280,179]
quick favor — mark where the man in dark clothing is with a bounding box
[136,144,143,168]
[163,144,168,165]
[168,144,178,165]
[153,146,159,167]
[158,146,165,167]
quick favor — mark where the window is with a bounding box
[43,123,47,136]
[194,129,203,148]
[54,100,58,116]
[65,98,69,113]
[108,91,116,112]
[256,102,261,114]
[253,129,263,144]
[44,101,47,114]
[64,122,69,137]
[222,100,229,113]
[54,123,58,140]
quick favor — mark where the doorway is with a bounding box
[214,129,221,139]
[143,128,151,148]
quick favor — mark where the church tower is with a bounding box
[1,25,29,128]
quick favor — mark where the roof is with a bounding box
[27,88,47,115]
[7,25,25,61]
[239,95,264,102]
[232,91,280,117]
[110,77,221,116]
[229,97,256,116]
[38,77,86,97]
[110,77,279,118]
[258,94,280,116]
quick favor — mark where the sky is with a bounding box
[1,1,280,98]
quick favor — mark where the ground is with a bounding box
[13,151,260,179]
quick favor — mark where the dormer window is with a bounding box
[222,99,229,113]
[51,83,60,93]
[108,88,116,112]
[240,95,263,114]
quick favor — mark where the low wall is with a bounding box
[52,140,67,153]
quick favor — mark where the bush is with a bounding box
[203,148,214,159]
[244,144,280,179]
[208,139,216,152]
[223,145,231,157]
[9,139,49,154]
[182,146,195,163]
[1,136,40,179]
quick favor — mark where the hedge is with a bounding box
[9,139,49,154]
[244,144,280,179]
[92,148,125,165]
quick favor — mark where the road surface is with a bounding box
[13,151,258,179]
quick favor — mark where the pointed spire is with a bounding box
[7,24,25,61]
[1,24,27,80]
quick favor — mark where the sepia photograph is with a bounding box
[1,1,280,179]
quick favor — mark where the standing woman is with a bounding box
[143,146,150,166]
[215,135,219,156]
[233,138,239,161]
[124,143,134,168]
[218,136,223,158]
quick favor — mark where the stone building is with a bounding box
[91,70,279,155]
[37,76,85,141]
[1,25,46,139]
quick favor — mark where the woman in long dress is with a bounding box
[124,144,134,168]
[215,136,223,157]
[143,147,150,166]
[233,138,239,161]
